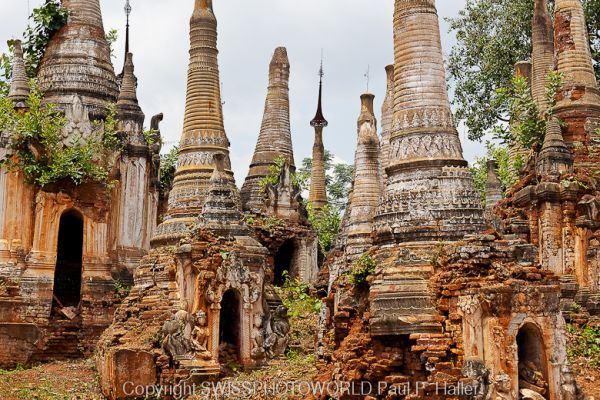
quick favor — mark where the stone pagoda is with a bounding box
[240,47,319,284]
[151,0,233,247]
[0,0,161,367]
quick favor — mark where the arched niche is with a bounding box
[517,322,549,399]
[52,209,84,308]
[219,289,241,362]
[274,239,295,286]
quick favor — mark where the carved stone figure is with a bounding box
[250,314,266,361]
[265,305,290,357]
[191,311,212,360]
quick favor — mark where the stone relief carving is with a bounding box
[62,95,93,146]
[162,309,212,362]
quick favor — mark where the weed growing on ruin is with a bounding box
[567,324,600,367]
[260,215,284,235]
[259,155,287,193]
[159,146,179,200]
[350,254,376,286]
[113,279,131,298]
[22,0,70,76]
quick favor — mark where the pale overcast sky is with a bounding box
[0,0,480,186]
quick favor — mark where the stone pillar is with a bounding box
[485,159,503,210]
[8,40,29,107]
[241,47,295,213]
[152,0,233,246]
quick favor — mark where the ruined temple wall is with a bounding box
[0,168,35,260]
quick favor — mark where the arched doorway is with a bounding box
[517,323,549,399]
[274,239,295,286]
[219,289,241,362]
[52,210,84,308]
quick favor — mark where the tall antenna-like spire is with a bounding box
[311,53,328,128]
[124,0,131,57]
[364,65,370,92]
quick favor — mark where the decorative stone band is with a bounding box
[179,130,230,148]
[391,107,455,133]
[388,131,465,166]
[176,151,232,170]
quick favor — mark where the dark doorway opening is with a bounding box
[52,210,84,308]
[219,289,241,361]
[517,323,549,399]
[274,240,295,286]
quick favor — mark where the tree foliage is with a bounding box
[447,0,600,142]
[296,150,354,210]
[470,142,520,205]
[306,202,341,254]
[0,83,122,187]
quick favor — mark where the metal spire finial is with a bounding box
[364,65,370,92]
[124,0,131,55]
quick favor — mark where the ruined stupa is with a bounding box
[308,65,329,211]
[0,0,161,367]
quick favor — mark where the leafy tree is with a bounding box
[296,150,354,210]
[447,0,600,142]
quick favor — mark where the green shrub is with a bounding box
[567,324,600,367]
[307,202,341,254]
[350,254,376,286]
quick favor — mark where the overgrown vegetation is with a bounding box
[113,279,131,299]
[307,202,341,254]
[567,323,600,367]
[0,83,122,187]
[349,254,376,286]
[447,0,600,142]
[22,0,69,76]
[259,155,287,193]
[275,271,321,352]
[105,29,118,60]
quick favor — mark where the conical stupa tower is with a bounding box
[241,47,295,212]
[374,0,484,242]
[308,65,328,211]
[37,0,118,118]
[152,0,233,246]
[554,0,600,146]
[380,65,394,183]
[345,94,382,258]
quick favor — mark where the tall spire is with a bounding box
[124,0,131,56]
[380,64,394,183]
[37,0,118,118]
[310,60,328,128]
[554,0,600,145]
[374,0,484,242]
[308,61,328,210]
[8,40,30,107]
[240,47,295,212]
[151,0,232,247]
[345,93,382,258]
[531,0,554,114]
